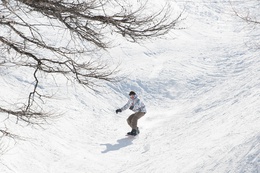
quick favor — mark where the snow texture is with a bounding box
[0,0,260,173]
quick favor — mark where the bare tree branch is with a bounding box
[231,0,260,24]
[0,0,182,138]
[233,9,260,24]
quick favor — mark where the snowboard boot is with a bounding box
[131,129,137,136]
[127,129,134,135]
[137,127,140,134]
[127,129,137,136]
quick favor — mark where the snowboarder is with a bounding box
[116,91,146,136]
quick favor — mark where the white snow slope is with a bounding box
[0,0,260,173]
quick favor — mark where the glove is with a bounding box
[129,106,134,110]
[116,109,122,114]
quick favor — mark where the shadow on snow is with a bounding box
[100,137,135,153]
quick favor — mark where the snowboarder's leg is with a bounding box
[127,113,135,128]
[127,113,136,135]
[131,112,145,133]
[126,112,145,136]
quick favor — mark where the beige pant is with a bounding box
[127,112,145,130]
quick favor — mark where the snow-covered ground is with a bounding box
[0,0,260,173]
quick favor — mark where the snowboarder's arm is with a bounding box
[120,100,131,111]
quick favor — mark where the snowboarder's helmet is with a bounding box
[129,91,136,96]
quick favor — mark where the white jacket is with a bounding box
[121,95,146,113]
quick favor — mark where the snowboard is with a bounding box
[126,134,138,137]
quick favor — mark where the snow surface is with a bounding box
[0,0,260,173]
